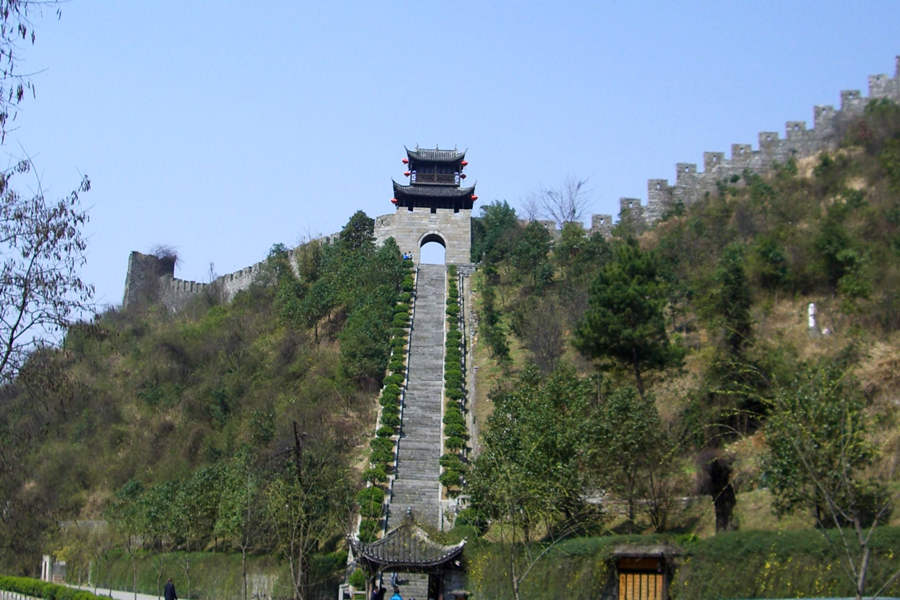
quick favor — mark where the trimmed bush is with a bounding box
[445,435,466,450]
[348,568,367,589]
[363,465,387,484]
[376,425,395,438]
[383,373,404,386]
[370,437,393,453]
[446,386,464,400]
[358,519,379,543]
[444,422,468,438]
[440,453,466,471]
[439,469,463,488]
[380,413,400,428]
[370,446,393,466]
[0,576,106,600]
[398,292,412,303]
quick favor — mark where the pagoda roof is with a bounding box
[350,518,466,571]
[392,180,476,198]
[405,146,466,163]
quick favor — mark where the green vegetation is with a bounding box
[0,575,108,600]
[0,212,404,600]
[466,99,900,598]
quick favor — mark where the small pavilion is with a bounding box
[349,513,467,600]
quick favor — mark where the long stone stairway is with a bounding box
[385,264,445,600]
[388,264,445,530]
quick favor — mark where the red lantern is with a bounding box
[401,158,409,164]
[460,173,467,179]
[461,160,468,166]
[471,194,478,201]
[404,171,410,177]
[391,198,398,204]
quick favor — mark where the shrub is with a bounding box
[446,303,460,317]
[370,446,393,466]
[357,486,386,518]
[440,453,466,471]
[398,292,412,303]
[401,276,414,292]
[380,413,400,428]
[440,469,462,488]
[376,425,395,438]
[446,386,464,400]
[454,508,487,533]
[358,519,379,543]
[383,373,404,386]
[348,568,367,589]
[444,405,464,423]
[370,437,393,453]
[445,435,466,450]
[363,465,387,484]
[444,422,468,438]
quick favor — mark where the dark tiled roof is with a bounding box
[350,520,465,570]
[406,147,466,163]
[392,180,476,199]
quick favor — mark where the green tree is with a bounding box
[763,358,897,600]
[510,221,552,286]
[573,238,682,398]
[468,366,598,600]
[471,200,519,265]
[338,210,375,252]
[264,436,353,600]
[591,385,666,524]
[215,449,263,600]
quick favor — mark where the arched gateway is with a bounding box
[374,146,476,265]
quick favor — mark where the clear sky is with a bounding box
[8,1,899,309]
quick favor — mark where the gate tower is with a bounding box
[373,146,476,264]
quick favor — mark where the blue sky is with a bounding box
[8,1,899,308]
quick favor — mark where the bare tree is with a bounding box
[0,159,92,381]
[0,2,91,382]
[539,176,591,227]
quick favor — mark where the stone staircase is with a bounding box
[387,264,446,532]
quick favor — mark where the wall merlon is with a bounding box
[675,162,698,186]
[704,152,726,172]
[785,120,807,139]
[840,89,864,114]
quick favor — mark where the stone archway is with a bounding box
[418,231,447,264]
[374,207,472,265]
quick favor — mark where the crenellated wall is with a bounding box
[584,55,900,235]
[125,57,900,308]
[122,235,338,311]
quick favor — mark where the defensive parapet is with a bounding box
[122,235,338,311]
[584,55,900,234]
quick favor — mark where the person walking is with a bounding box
[390,587,402,600]
[164,577,178,600]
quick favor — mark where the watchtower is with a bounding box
[374,146,476,264]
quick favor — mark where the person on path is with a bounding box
[164,577,178,600]
[390,587,402,600]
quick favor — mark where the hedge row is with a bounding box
[442,265,468,494]
[464,528,900,600]
[357,257,415,542]
[0,576,106,600]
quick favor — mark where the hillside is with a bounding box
[1,99,899,600]
[0,211,404,582]
[466,98,900,536]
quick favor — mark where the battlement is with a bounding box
[122,235,338,311]
[598,55,900,229]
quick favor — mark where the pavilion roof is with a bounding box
[405,147,466,163]
[392,180,475,199]
[350,518,466,571]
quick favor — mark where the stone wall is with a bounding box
[374,206,472,264]
[124,57,900,308]
[122,240,329,312]
[584,55,900,235]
